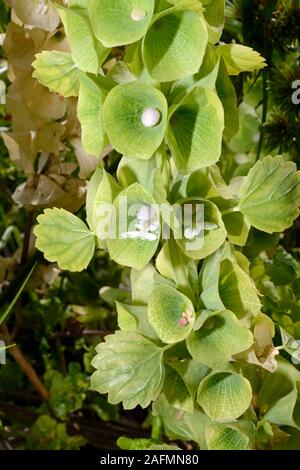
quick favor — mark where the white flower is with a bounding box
[135,206,160,232]
[141,108,161,128]
[131,8,147,22]
[184,222,218,240]
[121,231,157,241]
[121,205,159,241]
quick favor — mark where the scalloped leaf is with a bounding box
[148,284,195,344]
[91,331,164,409]
[187,310,254,367]
[219,44,266,76]
[167,87,224,174]
[103,82,168,159]
[143,10,208,82]
[239,156,300,234]
[32,51,81,97]
[34,208,96,272]
[106,183,160,270]
[55,4,104,74]
[88,0,155,47]
[197,372,252,422]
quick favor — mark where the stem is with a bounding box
[256,69,269,160]
[0,324,49,402]
[151,415,162,441]
[169,238,197,306]
[221,206,239,216]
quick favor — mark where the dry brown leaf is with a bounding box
[70,137,99,179]
[2,130,38,173]
[11,0,60,32]
[20,73,67,120]
[12,172,86,212]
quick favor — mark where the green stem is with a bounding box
[221,206,239,216]
[256,69,269,160]
[151,416,162,442]
[169,238,197,306]
[0,262,37,326]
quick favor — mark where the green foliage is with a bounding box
[239,156,300,233]
[91,331,165,409]
[1,0,300,452]
[32,51,82,97]
[34,208,96,272]
[24,416,86,450]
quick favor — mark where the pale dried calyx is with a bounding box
[131,8,147,22]
[141,108,161,128]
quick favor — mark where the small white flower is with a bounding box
[121,205,159,241]
[204,222,218,231]
[136,205,159,232]
[121,231,157,241]
[184,222,218,240]
[131,8,147,22]
[141,108,161,128]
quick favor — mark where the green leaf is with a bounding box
[77,76,105,156]
[219,45,266,76]
[88,0,155,47]
[34,208,96,272]
[103,82,168,159]
[206,422,254,450]
[222,208,250,247]
[265,246,299,286]
[218,258,261,318]
[55,5,103,74]
[199,242,233,311]
[116,302,158,341]
[117,153,162,192]
[197,372,252,421]
[143,10,208,82]
[163,364,194,412]
[173,199,227,260]
[169,359,209,401]
[239,156,300,234]
[131,264,156,304]
[202,0,224,44]
[187,310,254,368]
[91,331,164,409]
[216,60,239,140]
[32,51,81,97]
[156,240,199,303]
[148,284,195,344]
[117,437,154,450]
[86,169,121,245]
[168,88,224,174]
[258,357,300,428]
[153,394,210,449]
[106,184,160,270]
